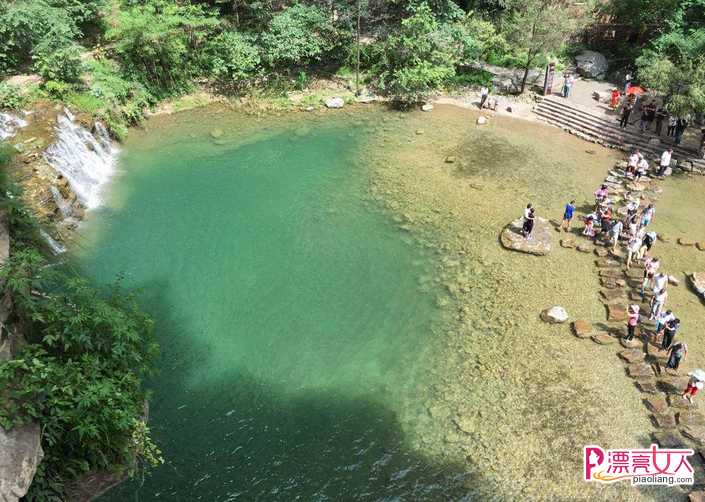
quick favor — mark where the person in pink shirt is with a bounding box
[625,305,640,340]
[593,184,609,210]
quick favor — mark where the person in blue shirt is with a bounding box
[561,200,576,232]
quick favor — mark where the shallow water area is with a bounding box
[78,106,468,500]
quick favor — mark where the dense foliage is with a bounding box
[0,168,161,499]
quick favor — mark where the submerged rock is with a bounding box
[499,218,552,256]
[209,128,224,139]
[690,273,705,298]
[572,320,592,338]
[476,116,487,126]
[0,423,43,502]
[540,306,568,323]
[325,97,345,109]
[421,104,434,112]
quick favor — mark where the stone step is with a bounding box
[538,97,704,162]
[534,106,705,169]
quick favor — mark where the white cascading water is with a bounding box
[43,109,118,209]
[39,229,67,255]
[0,112,28,140]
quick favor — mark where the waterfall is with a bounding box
[0,112,28,140]
[43,109,118,209]
[39,229,66,255]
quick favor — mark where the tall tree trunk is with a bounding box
[355,0,361,95]
[520,64,530,94]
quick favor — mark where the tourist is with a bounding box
[665,341,687,374]
[650,289,669,321]
[641,256,660,296]
[652,272,668,299]
[682,373,703,403]
[627,150,640,175]
[640,204,655,228]
[642,230,657,255]
[625,305,639,341]
[610,88,620,110]
[583,214,596,238]
[610,218,623,252]
[479,86,489,109]
[593,184,608,208]
[523,203,532,223]
[619,102,633,129]
[657,148,673,176]
[562,73,575,98]
[638,103,651,132]
[667,115,678,137]
[661,318,681,350]
[635,157,649,181]
[655,107,667,136]
[675,117,688,145]
[522,208,535,238]
[624,72,632,93]
[655,309,675,336]
[599,205,612,236]
[626,234,642,269]
[561,200,576,232]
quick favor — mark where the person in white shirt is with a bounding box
[641,256,660,296]
[635,157,650,180]
[610,219,624,251]
[658,148,673,176]
[626,234,642,269]
[650,289,668,319]
[653,273,668,296]
[479,87,489,109]
[655,309,675,335]
[627,151,640,174]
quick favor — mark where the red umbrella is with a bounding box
[626,85,646,95]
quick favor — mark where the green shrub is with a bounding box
[33,42,84,83]
[375,2,457,103]
[42,80,73,99]
[205,31,260,86]
[0,247,161,499]
[0,83,27,110]
[259,3,340,70]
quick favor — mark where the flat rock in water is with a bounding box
[476,116,488,125]
[592,332,615,345]
[637,379,659,394]
[616,279,626,287]
[659,375,689,393]
[594,247,609,257]
[559,238,575,249]
[499,218,552,256]
[697,242,705,251]
[669,394,697,410]
[209,128,224,139]
[607,303,627,322]
[572,320,592,338]
[653,430,687,449]
[0,423,43,502]
[679,237,696,246]
[540,306,568,323]
[679,411,705,427]
[444,156,456,164]
[658,233,670,243]
[629,363,654,378]
[576,244,592,253]
[653,413,677,428]
[599,268,623,278]
[619,348,645,363]
[681,425,705,446]
[596,258,619,268]
[601,288,625,302]
[626,268,644,279]
[690,273,705,297]
[325,97,345,109]
[601,278,617,289]
[668,275,680,286]
[645,396,669,414]
[421,103,434,112]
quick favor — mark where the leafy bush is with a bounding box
[107,1,218,96]
[33,42,84,83]
[0,83,27,110]
[259,3,340,70]
[42,80,73,99]
[375,2,457,103]
[205,31,261,86]
[0,0,78,73]
[0,247,161,499]
[47,0,107,34]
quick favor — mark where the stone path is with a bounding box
[562,162,705,497]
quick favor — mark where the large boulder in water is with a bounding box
[0,423,43,502]
[325,97,345,109]
[500,217,552,256]
[575,50,609,79]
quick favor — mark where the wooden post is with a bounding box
[543,62,556,96]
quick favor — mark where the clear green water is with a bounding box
[77,109,469,500]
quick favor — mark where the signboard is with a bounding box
[543,63,556,96]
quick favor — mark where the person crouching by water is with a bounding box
[522,208,535,238]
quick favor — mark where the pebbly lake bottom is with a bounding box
[73,104,704,501]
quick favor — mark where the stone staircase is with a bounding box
[534,96,705,172]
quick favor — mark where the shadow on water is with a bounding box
[99,280,482,502]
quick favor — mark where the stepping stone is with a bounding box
[576,244,592,253]
[601,289,625,301]
[658,375,689,394]
[599,269,623,278]
[626,268,644,279]
[592,332,616,345]
[679,412,705,427]
[619,349,645,363]
[645,396,669,414]
[636,379,659,394]
[653,431,688,449]
[606,303,627,322]
[594,247,609,257]
[629,363,655,378]
[679,237,696,246]
[653,413,677,428]
[668,275,680,286]
[629,291,644,301]
[601,278,618,289]
[572,320,593,338]
[682,425,705,446]
[657,233,670,243]
[595,258,620,268]
[698,242,705,251]
[619,337,641,349]
[560,238,576,249]
[669,394,698,410]
[615,279,626,287]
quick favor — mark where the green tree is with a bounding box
[205,31,261,86]
[505,0,591,93]
[376,2,457,103]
